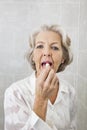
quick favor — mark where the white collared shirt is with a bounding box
[4,72,77,130]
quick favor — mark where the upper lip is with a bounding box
[41,61,53,66]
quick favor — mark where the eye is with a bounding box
[51,46,59,50]
[36,44,43,49]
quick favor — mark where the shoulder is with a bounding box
[58,76,76,99]
[4,77,29,98]
[5,72,35,97]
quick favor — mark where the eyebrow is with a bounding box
[36,41,60,45]
[36,41,45,44]
[51,42,60,45]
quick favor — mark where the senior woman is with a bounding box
[4,25,76,130]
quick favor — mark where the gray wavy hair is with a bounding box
[26,24,73,72]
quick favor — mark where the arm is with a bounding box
[33,66,59,121]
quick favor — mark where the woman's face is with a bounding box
[33,31,64,76]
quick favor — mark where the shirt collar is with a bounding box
[52,77,69,105]
[58,77,69,94]
[29,71,36,95]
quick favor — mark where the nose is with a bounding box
[43,46,51,57]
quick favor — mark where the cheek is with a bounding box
[54,53,63,62]
[53,53,63,70]
[33,50,41,62]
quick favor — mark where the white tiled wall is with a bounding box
[0,0,87,130]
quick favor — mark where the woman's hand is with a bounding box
[35,66,58,100]
[33,66,59,120]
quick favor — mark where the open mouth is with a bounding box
[41,61,52,67]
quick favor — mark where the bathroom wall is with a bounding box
[0,0,87,130]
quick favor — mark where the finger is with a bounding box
[53,79,59,93]
[43,69,55,91]
[39,66,51,82]
[51,74,59,86]
[45,69,55,86]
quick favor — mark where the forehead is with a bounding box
[35,31,61,43]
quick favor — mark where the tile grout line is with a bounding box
[75,1,80,90]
